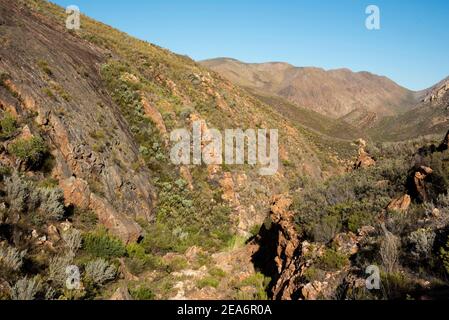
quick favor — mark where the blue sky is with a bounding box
[52,0,449,91]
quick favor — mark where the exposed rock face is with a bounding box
[110,286,132,300]
[0,0,154,241]
[423,79,449,103]
[60,177,143,243]
[141,93,168,145]
[301,281,330,300]
[253,194,374,300]
[387,194,412,213]
[411,166,434,203]
[354,139,375,169]
[332,232,359,255]
[252,194,302,300]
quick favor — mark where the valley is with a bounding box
[0,0,448,301]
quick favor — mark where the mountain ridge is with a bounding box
[200,57,419,125]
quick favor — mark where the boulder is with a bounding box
[47,225,61,243]
[110,286,132,300]
[332,232,359,255]
[412,166,433,202]
[387,194,411,213]
[60,177,91,210]
[90,193,143,244]
[60,177,143,244]
[301,281,329,300]
[354,139,375,169]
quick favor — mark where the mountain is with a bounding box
[0,0,356,300]
[200,58,419,126]
[2,0,449,302]
[369,77,449,141]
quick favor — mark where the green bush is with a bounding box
[8,136,48,168]
[317,249,349,271]
[0,113,18,139]
[131,285,155,300]
[303,267,322,282]
[208,267,226,278]
[197,276,220,289]
[440,237,449,274]
[236,273,270,300]
[37,60,53,76]
[83,228,126,259]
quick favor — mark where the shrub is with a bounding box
[317,249,349,271]
[313,214,341,243]
[380,271,419,300]
[83,228,126,258]
[236,273,270,300]
[167,256,188,272]
[48,254,73,287]
[126,243,146,260]
[84,258,116,286]
[0,112,18,139]
[208,267,226,278]
[8,136,48,169]
[303,267,322,283]
[10,276,42,300]
[62,229,82,257]
[38,187,65,220]
[5,172,29,212]
[347,212,372,233]
[380,227,400,273]
[0,244,26,271]
[130,285,155,300]
[197,276,220,289]
[440,237,449,274]
[37,60,53,76]
[5,173,65,220]
[407,228,435,261]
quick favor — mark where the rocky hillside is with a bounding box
[369,77,449,141]
[252,132,449,300]
[200,58,418,126]
[0,0,358,300]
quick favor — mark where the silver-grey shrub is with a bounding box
[10,276,41,300]
[48,254,73,287]
[62,229,82,257]
[0,244,26,271]
[5,172,29,212]
[38,188,65,220]
[85,258,116,286]
[408,228,435,260]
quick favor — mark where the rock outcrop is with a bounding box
[423,79,449,103]
[0,0,154,242]
[253,194,375,300]
[61,177,142,243]
[410,166,433,203]
[354,139,375,169]
[387,194,412,213]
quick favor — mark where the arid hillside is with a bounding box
[0,0,356,300]
[200,58,419,127]
[369,77,449,141]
